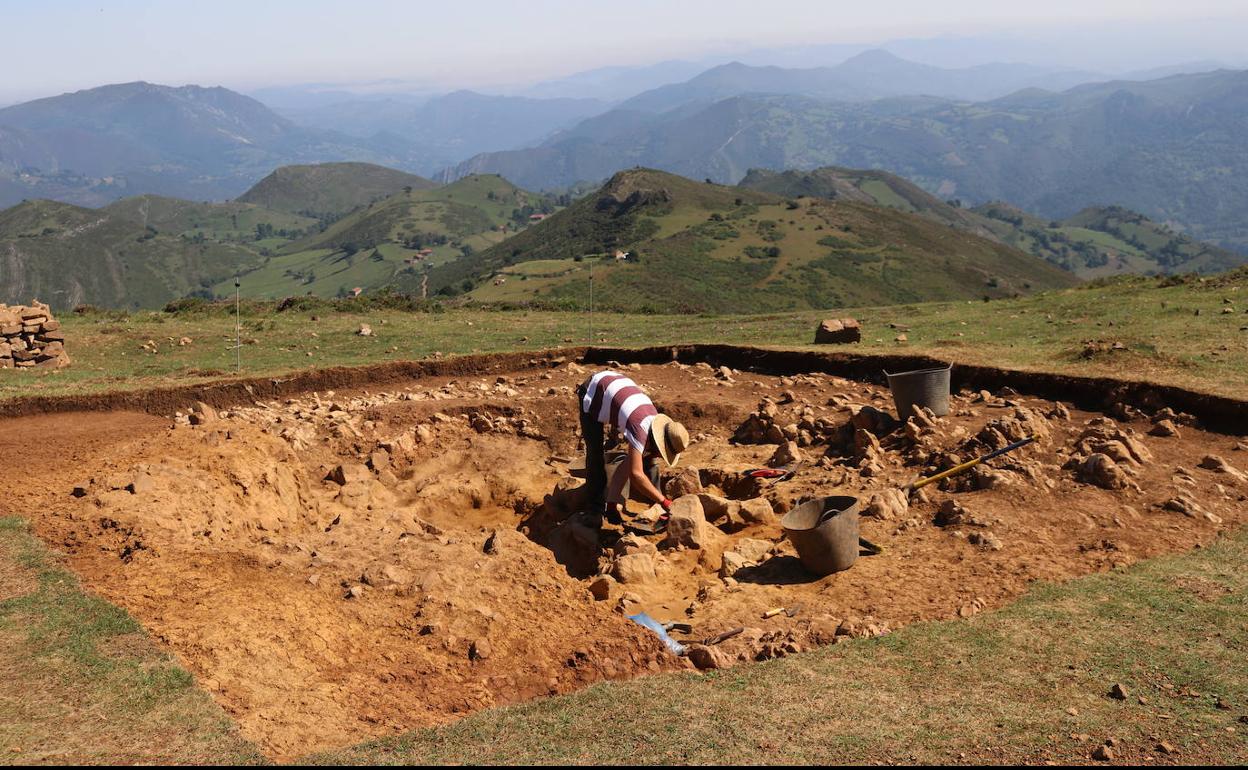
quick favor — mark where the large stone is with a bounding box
[735,538,773,563]
[1198,455,1248,483]
[686,644,732,670]
[768,441,803,468]
[1078,453,1131,490]
[329,463,371,486]
[850,405,897,436]
[738,497,776,525]
[662,496,712,549]
[613,552,657,583]
[814,318,861,344]
[864,488,908,521]
[719,551,749,578]
[664,467,703,498]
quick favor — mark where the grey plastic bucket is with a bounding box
[886,365,951,422]
[781,496,860,576]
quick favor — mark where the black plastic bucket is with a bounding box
[781,496,860,576]
[886,365,951,422]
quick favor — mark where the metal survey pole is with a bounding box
[588,257,594,347]
[234,277,241,372]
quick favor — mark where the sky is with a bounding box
[2,0,1248,103]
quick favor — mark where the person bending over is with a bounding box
[576,369,690,527]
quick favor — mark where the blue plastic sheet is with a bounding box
[628,612,686,656]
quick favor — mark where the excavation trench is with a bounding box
[4,355,1247,760]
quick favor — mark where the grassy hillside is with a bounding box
[104,195,318,241]
[0,200,265,310]
[441,168,1076,312]
[740,167,1244,278]
[235,162,438,217]
[973,203,1244,277]
[219,175,554,300]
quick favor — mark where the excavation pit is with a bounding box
[5,353,1247,759]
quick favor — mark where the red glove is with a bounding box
[660,498,673,512]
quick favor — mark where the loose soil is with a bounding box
[2,357,1246,760]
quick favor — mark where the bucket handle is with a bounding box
[883,364,952,378]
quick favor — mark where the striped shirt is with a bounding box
[580,370,659,453]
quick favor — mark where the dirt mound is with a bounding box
[4,358,1247,759]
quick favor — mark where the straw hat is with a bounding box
[650,415,690,467]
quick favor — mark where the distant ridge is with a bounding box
[236,163,438,217]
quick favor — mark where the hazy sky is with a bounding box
[3,0,1247,102]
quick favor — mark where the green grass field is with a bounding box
[3,271,1245,404]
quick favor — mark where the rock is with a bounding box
[934,499,966,527]
[864,488,908,521]
[188,401,217,426]
[894,333,908,343]
[483,530,499,555]
[1163,494,1205,518]
[768,441,803,468]
[814,318,861,344]
[367,449,391,470]
[1149,419,1180,437]
[1109,682,1129,700]
[612,552,657,583]
[664,467,703,498]
[1198,455,1248,482]
[1156,741,1176,755]
[1079,453,1131,490]
[345,585,364,600]
[468,638,491,661]
[696,494,735,522]
[719,551,748,578]
[686,644,732,670]
[1092,745,1114,761]
[357,323,373,336]
[613,533,658,557]
[328,463,371,486]
[588,575,614,600]
[850,405,897,436]
[735,538,773,563]
[854,428,882,456]
[968,532,1003,550]
[661,496,712,549]
[125,473,155,495]
[738,497,776,525]
[361,563,412,589]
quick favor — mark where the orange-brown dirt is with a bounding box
[2,358,1246,760]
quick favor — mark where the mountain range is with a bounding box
[447,68,1248,252]
[0,82,425,207]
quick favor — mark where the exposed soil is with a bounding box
[2,355,1246,760]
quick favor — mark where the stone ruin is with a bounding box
[0,301,71,370]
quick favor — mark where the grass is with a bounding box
[2,271,1245,404]
[309,528,1248,764]
[0,517,264,765]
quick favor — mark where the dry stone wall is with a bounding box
[0,301,71,370]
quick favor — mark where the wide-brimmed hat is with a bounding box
[650,415,690,467]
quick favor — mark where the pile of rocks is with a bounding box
[0,302,70,370]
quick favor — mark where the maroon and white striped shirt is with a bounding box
[581,371,659,453]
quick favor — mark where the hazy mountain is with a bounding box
[0,82,429,208]
[261,89,608,173]
[615,50,1110,114]
[430,168,1075,312]
[445,69,1248,252]
[521,60,712,101]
